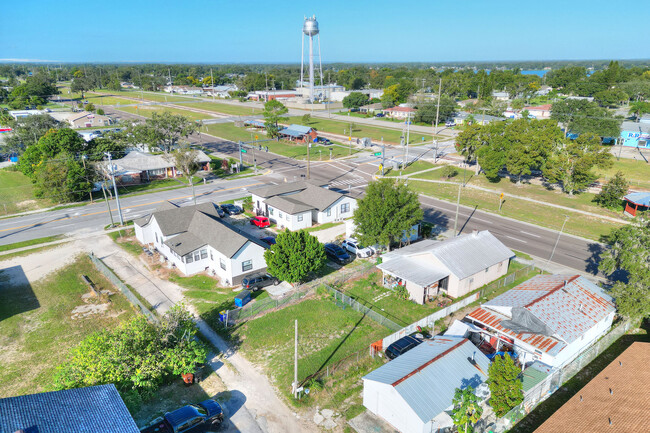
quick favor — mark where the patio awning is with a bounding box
[377,256,449,287]
[624,192,650,207]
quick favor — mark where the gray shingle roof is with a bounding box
[364,337,489,423]
[0,384,139,433]
[621,121,650,134]
[146,203,268,258]
[265,195,315,214]
[108,150,211,172]
[251,181,311,199]
[383,231,513,280]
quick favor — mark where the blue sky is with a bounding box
[2,0,648,63]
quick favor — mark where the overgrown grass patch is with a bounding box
[0,168,46,214]
[0,235,64,252]
[0,255,137,398]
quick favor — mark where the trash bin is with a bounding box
[234,290,251,308]
[219,310,227,322]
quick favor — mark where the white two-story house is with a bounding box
[250,181,358,231]
[134,201,268,285]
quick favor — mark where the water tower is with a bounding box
[300,15,324,103]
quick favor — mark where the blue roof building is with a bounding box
[620,117,650,148]
[0,384,139,433]
[363,337,490,433]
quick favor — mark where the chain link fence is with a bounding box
[478,264,538,299]
[88,253,158,323]
[323,284,402,331]
[485,319,633,433]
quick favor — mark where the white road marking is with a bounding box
[506,235,528,243]
[471,217,493,224]
[520,231,541,238]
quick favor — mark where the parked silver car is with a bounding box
[341,238,376,258]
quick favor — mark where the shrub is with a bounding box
[394,284,409,300]
[96,108,105,115]
[441,165,459,179]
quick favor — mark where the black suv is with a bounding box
[220,203,242,215]
[324,243,351,265]
[241,273,280,291]
[385,335,423,360]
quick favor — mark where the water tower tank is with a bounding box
[303,16,319,36]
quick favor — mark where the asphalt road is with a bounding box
[1,103,604,276]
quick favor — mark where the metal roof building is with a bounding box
[0,384,139,433]
[363,337,490,433]
[465,274,616,368]
[378,230,514,301]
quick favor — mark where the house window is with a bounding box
[485,267,489,273]
[194,251,201,262]
[269,208,274,216]
[242,260,253,272]
[200,249,208,260]
[155,233,159,243]
[286,213,290,221]
[341,203,350,213]
[298,214,303,222]
[279,212,283,218]
[220,258,226,270]
[326,208,331,216]
[469,277,474,286]
[185,254,194,264]
[210,251,214,261]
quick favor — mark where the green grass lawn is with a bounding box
[597,158,650,190]
[289,116,433,145]
[409,180,622,240]
[182,101,261,116]
[222,296,390,398]
[114,104,214,121]
[204,123,359,160]
[0,255,137,398]
[0,235,64,252]
[385,160,440,177]
[107,229,142,257]
[93,89,196,103]
[0,169,48,214]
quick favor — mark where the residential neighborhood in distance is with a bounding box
[1,2,650,433]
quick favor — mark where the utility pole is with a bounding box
[81,155,93,203]
[238,141,243,168]
[105,152,124,226]
[547,215,569,266]
[381,142,385,176]
[434,78,442,162]
[293,320,299,399]
[403,113,411,170]
[307,141,311,179]
[454,183,462,236]
[101,182,115,227]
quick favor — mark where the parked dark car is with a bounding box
[385,335,423,360]
[241,273,280,291]
[375,113,385,118]
[324,243,351,265]
[316,137,332,145]
[214,207,225,218]
[260,236,276,245]
[220,203,242,215]
[140,399,224,433]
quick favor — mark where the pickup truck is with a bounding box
[140,399,224,433]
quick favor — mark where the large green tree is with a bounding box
[342,92,369,109]
[353,179,423,250]
[3,114,60,153]
[130,111,198,153]
[19,128,87,178]
[551,99,622,138]
[414,96,458,124]
[262,99,288,138]
[264,230,326,283]
[451,387,483,433]
[487,354,523,417]
[33,153,90,203]
[599,221,650,319]
[594,171,628,210]
[544,133,613,195]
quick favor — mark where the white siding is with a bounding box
[268,206,312,230]
[316,196,357,224]
[230,241,267,283]
[363,379,427,433]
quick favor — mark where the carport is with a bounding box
[623,192,650,217]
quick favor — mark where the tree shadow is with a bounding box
[422,207,450,233]
[586,242,627,281]
[0,265,40,322]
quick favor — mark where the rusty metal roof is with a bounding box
[468,275,615,355]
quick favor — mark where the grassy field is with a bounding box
[385,160,440,176]
[182,101,261,116]
[0,235,64,252]
[597,158,650,190]
[0,168,47,214]
[94,89,196,103]
[287,116,433,145]
[204,123,360,160]
[0,255,137,397]
[114,104,215,121]
[222,296,390,397]
[409,180,622,240]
